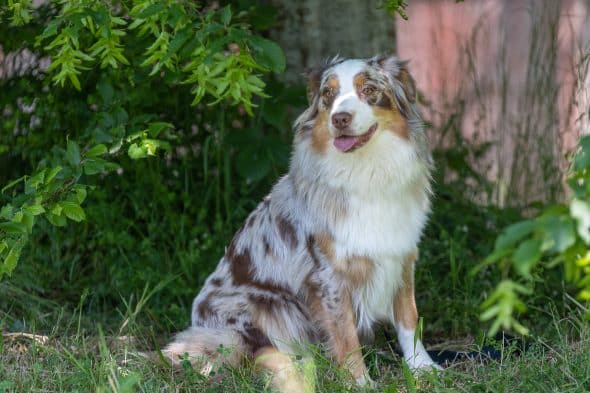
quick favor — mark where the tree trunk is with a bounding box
[268,0,397,83]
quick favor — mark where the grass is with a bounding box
[1,300,589,393]
[1,245,589,393]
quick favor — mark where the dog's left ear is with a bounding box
[395,63,416,104]
[374,55,417,114]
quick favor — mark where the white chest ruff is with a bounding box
[332,188,428,259]
[332,187,428,334]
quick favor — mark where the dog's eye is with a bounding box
[362,86,377,96]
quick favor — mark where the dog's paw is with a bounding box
[355,373,377,389]
[406,354,443,373]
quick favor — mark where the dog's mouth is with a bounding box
[333,123,378,153]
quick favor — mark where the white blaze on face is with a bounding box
[329,60,376,137]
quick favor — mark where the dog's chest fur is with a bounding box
[302,173,430,332]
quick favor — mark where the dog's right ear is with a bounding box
[305,66,324,103]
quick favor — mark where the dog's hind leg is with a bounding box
[255,346,315,393]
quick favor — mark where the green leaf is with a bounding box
[539,214,576,253]
[66,140,81,166]
[247,36,286,73]
[220,6,232,26]
[136,3,165,19]
[74,187,87,204]
[512,238,543,278]
[0,221,28,235]
[21,211,34,234]
[45,166,63,184]
[570,199,590,244]
[86,144,108,158]
[494,219,536,251]
[26,204,46,216]
[46,212,67,227]
[61,202,86,222]
[574,135,590,171]
[83,158,108,175]
[0,205,13,220]
[27,169,46,189]
[147,122,173,138]
[1,246,20,277]
[128,143,148,159]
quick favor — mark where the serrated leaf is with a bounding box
[512,238,543,278]
[21,211,34,234]
[574,135,590,171]
[61,202,86,222]
[1,246,20,277]
[74,187,87,204]
[247,36,286,73]
[83,158,109,175]
[147,122,173,137]
[0,205,13,220]
[45,166,62,184]
[0,221,28,234]
[128,143,148,159]
[66,140,81,166]
[136,3,165,19]
[46,212,67,227]
[539,214,576,253]
[495,219,537,251]
[51,204,63,216]
[86,144,108,158]
[27,169,46,189]
[26,205,46,216]
[570,199,590,244]
[220,6,232,26]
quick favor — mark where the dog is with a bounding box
[164,55,440,392]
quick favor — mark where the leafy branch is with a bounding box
[477,136,590,335]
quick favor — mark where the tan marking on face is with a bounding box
[326,76,339,91]
[393,251,419,330]
[352,73,367,94]
[311,110,330,153]
[373,106,410,140]
[305,284,367,380]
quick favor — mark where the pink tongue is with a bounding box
[334,135,359,152]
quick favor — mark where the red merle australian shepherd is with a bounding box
[164,55,441,392]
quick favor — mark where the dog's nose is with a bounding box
[331,112,352,130]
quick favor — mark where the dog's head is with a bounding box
[293,55,430,188]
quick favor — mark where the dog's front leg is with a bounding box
[307,282,371,386]
[393,251,440,371]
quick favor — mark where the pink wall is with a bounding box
[396,0,590,204]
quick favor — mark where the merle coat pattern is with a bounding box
[164,55,440,392]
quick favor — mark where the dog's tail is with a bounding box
[162,326,246,375]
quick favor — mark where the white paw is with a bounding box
[406,354,443,373]
[355,373,376,388]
